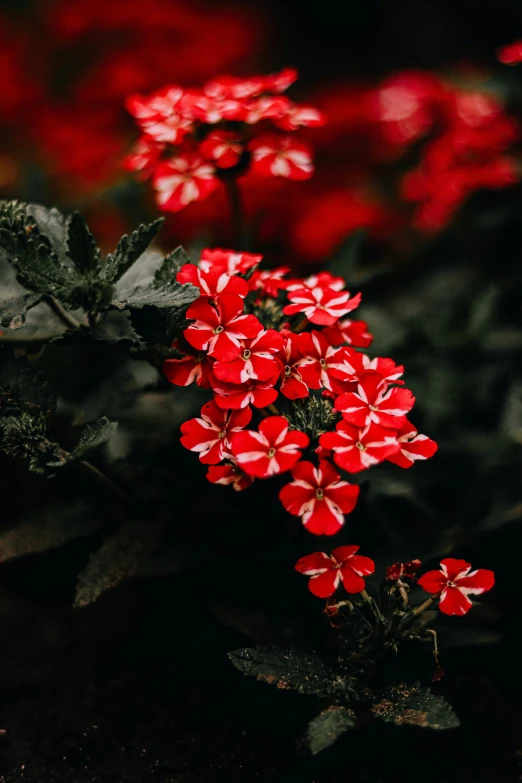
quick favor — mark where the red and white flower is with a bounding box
[181,89,246,124]
[180,400,252,464]
[335,373,415,429]
[283,287,361,326]
[163,350,213,388]
[323,318,373,348]
[418,558,495,616]
[361,356,404,384]
[183,295,262,362]
[199,248,262,275]
[279,460,360,535]
[123,135,163,176]
[249,267,291,298]
[319,421,399,473]
[286,271,345,293]
[278,333,313,400]
[211,375,279,410]
[274,104,327,131]
[213,329,283,384]
[296,331,357,393]
[126,86,193,144]
[249,135,314,180]
[387,420,438,468]
[153,154,219,212]
[177,263,249,299]
[206,462,253,492]
[230,416,309,478]
[295,546,375,598]
[199,130,243,169]
[263,67,299,94]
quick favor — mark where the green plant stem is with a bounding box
[46,295,83,331]
[412,596,436,616]
[226,177,244,248]
[294,316,309,333]
[78,460,129,504]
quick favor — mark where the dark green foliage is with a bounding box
[307,706,356,755]
[0,201,198,345]
[372,684,460,730]
[228,647,341,697]
[103,217,165,282]
[0,353,57,414]
[73,520,162,608]
[284,395,340,441]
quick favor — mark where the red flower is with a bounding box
[283,287,361,326]
[263,67,299,94]
[387,420,438,468]
[230,416,309,478]
[126,85,192,143]
[498,40,522,65]
[296,331,357,393]
[199,248,262,275]
[153,154,219,212]
[323,318,373,348]
[286,271,345,293]
[180,400,252,464]
[184,295,262,362]
[249,267,291,298]
[177,263,249,299]
[319,421,399,473]
[210,375,279,410]
[295,546,375,598]
[199,129,243,168]
[123,134,163,176]
[206,462,253,492]
[182,88,246,124]
[279,459,360,535]
[163,350,212,388]
[335,373,415,429]
[418,559,495,616]
[213,329,283,384]
[278,333,312,400]
[385,559,421,582]
[361,356,404,384]
[274,104,327,131]
[249,135,314,180]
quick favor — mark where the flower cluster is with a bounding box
[296,551,494,616]
[165,248,437,535]
[125,70,326,212]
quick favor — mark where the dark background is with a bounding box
[1,1,522,781]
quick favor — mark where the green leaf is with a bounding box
[65,212,100,272]
[104,218,165,282]
[153,245,190,288]
[72,417,118,459]
[372,684,460,730]
[0,291,43,330]
[74,520,162,607]
[307,706,356,755]
[111,280,198,312]
[228,647,339,697]
[0,501,101,563]
[0,353,57,414]
[26,203,68,263]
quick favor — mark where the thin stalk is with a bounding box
[46,296,83,331]
[412,596,436,616]
[293,316,309,334]
[78,460,129,504]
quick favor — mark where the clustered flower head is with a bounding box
[165,248,437,535]
[296,552,494,616]
[125,69,326,212]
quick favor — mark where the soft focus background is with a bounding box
[2,1,522,781]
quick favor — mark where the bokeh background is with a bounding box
[2,1,522,781]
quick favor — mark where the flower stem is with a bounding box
[294,316,309,333]
[267,403,280,415]
[46,296,83,331]
[412,596,436,616]
[78,460,129,504]
[226,177,244,248]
